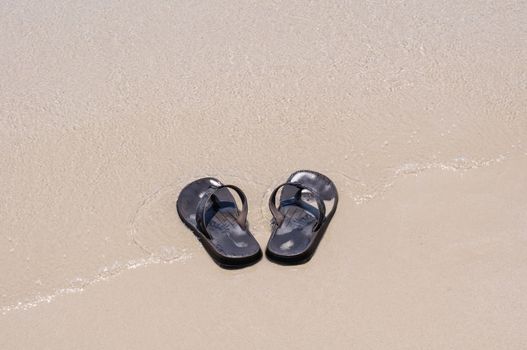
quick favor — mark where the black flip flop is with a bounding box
[266,170,338,265]
[177,177,262,268]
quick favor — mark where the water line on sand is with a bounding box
[1,253,191,315]
[0,153,517,316]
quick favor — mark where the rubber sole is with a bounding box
[176,189,262,269]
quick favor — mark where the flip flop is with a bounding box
[266,170,338,265]
[177,177,262,268]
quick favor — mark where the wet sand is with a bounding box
[1,0,526,348]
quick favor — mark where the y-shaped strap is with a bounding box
[268,182,326,231]
[195,184,248,239]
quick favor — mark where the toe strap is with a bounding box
[195,184,248,239]
[268,182,326,231]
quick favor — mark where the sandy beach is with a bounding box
[1,0,526,348]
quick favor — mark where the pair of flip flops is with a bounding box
[177,170,338,268]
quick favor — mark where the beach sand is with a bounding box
[1,0,526,348]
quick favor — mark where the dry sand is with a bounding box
[1,0,526,348]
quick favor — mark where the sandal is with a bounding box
[266,170,338,264]
[177,177,262,268]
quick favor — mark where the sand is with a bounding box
[1,0,526,348]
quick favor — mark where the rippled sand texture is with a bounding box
[1,0,526,348]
